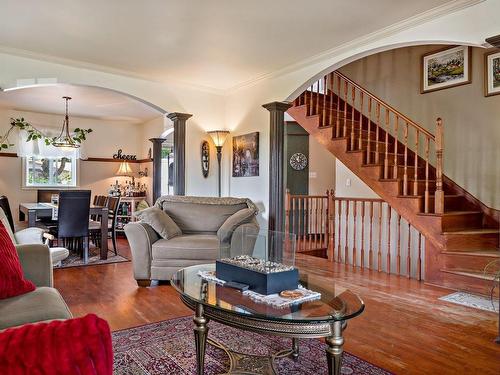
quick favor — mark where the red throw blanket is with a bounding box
[0,314,113,375]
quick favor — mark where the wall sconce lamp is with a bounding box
[207,130,230,197]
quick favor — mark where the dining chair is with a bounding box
[0,195,15,233]
[89,196,119,255]
[45,190,92,263]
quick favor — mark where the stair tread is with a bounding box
[419,211,483,216]
[397,194,462,199]
[443,228,500,235]
[440,269,497,280]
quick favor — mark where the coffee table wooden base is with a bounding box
[183,296,346,375]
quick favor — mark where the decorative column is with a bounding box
[263,101,292,260]
[149,138,166,203]
[167,112,193,196]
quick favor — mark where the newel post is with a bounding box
[167,112,193,196]
[434,118,444,214]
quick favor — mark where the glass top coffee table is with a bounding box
[171,264,365,375]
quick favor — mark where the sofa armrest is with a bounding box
[14,227,45,245]
[124,222,160,281]
[15,244,53,288]
[223,218,259,258]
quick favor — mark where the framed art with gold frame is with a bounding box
[421,45,472,94]
[484,50,500,97]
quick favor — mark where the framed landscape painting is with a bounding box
[484,50,500,97]
[232,132,259,177]
[421,46,471,93]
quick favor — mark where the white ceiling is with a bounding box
[0,85,164,123]
[0,0,450,90]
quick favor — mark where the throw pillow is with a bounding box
[134,207,182,239]
[217,207,256,243]
[0,313,113,375]
[0,221,35,299]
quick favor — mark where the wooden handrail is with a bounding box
[333,71,435,140]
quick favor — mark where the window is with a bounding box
[24,156,78,187]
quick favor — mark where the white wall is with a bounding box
[308,135,335,195]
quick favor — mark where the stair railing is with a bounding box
[285,189,426,280]
[294,71,445,214]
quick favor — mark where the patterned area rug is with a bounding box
[58,247,129,268]
[439,291,499,313]
[113,316,391,375]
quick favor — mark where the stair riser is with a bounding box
[443,254,500,271]
[441,213,484,231]
[426,272,497,296]
[445,233,499,250]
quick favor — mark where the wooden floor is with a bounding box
[54,238,500,375]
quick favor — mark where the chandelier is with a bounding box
[53,96,79,149]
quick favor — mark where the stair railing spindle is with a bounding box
[417,233,422,281]
[343,80,348,137]
[375,103,380,163]
[434,118,444,214]
[350,86,356,150]
[367,98,372,163]
[393,115,399,179]
[336,76,341,138]
[413,130,419,196]
[384,109,390,179]
[403,122,409,195]
[358,92,364,151]
[337,200,342,263]
[377,201,382,272]
[352,201,357,268]
[308,84,314,116]
[322,77,327,127]
[407,222,411,278]
[369,201,374,269]
[344,200,349,264]
[424,137,430,213]
[360,202,365,269]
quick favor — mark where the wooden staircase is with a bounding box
[288,71,500,295]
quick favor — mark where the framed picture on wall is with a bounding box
[421,45,472,93]
[484,50,500,97]
[232,132,259,177]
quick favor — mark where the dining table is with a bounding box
[19,203,109,260]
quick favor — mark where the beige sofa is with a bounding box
[124,196,260,286]
[0,243,72,330]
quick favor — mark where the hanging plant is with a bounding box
[0,117,92,150]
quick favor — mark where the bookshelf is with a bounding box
[115,196,146,232]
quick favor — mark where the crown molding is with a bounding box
[225,0,485,94]
[0,45,225,95]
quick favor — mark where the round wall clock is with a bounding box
[201,141,210,178]
[289,152,308,171]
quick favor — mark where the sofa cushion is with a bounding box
[0,207,16,244]
[152,234,221,260]
[0,221,36,299]
[135,207,182,239]
[0,286,72,330]
[217,208,257,243]
[0,313,113,375]
[161,202,248,233]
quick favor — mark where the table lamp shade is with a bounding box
[207,130,230,147]
[116,161,133,176]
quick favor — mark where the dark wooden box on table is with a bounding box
[215,260,299,295]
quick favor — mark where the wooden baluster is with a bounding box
[375,103,380,164]
[424,137,430,213]
[285,189,291,250]
[360,202,365,269]
[407,223,411,278]
[386,204,391,274]
[344,200,349,264]
[322,77,327,127]
[337,199,342,263]
[308,85,314,116]
[329,74,334,137]
[343,80,348,137]
[358,92,364,151]
[328,190,335,261]
[403,122,409,195]
[417,232,422,281]
[336,75,341,138]
[307,198,312,252]
[434,118,444,214]
[369,201,374,269]
[413,130,419,196]
[352,201,357,268]
[315,197,320,250]
[377,202,382,272]
[315,79,320,116]
[291,197,296,251]
[384,109,390,179]
[393,115,399,179]
[396,213,401,275]
[350,86,356,150]
[367,98,372,163]
[297,197,302,252]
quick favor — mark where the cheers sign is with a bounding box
[113,149,137,160]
